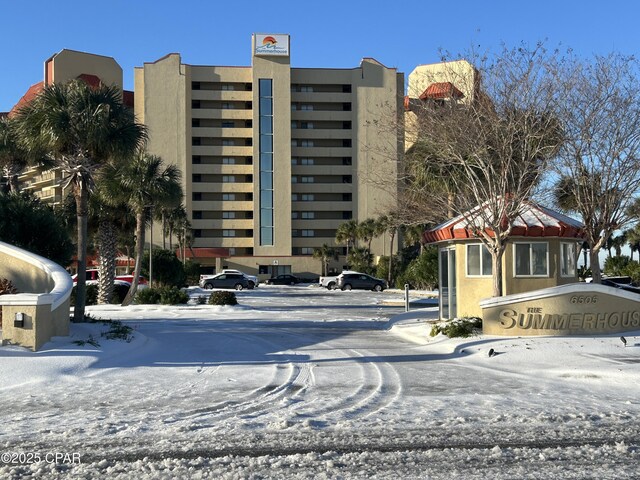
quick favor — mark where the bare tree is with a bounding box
[404,44,561,297]
[552,53,640,283]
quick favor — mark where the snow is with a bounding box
[1,284,639,478]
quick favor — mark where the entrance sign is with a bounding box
[254,34,290,56]
[480,284,640,336]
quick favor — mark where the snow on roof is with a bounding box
[424,200,585,243]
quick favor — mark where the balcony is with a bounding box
[191,90,252,102]
[192,145,253,157]
[192,164,254,175]
[291,110,352,121]
[192,127,253,138]
[193,109,252,120]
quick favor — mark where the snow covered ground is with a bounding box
[1,284,639,479]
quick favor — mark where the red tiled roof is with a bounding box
[8,81,44,117]
[419,82,464,101]
[423,201,585,244]
[177,248,229,259]
[123,90,134,108]
[76,73,102,88]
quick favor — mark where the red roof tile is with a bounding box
[8,81,44,117]
[419,82,464,101]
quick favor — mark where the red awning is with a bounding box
[177,247,229,259]
[419,82,464,101]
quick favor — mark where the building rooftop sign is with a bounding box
[254,34,290,57]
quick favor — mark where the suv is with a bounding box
[200,273,252,290]
[337,273,386,292]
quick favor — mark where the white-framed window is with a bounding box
[223,230,236,237]
[222,175,236,183]
[560,242,577,277]
[301,212,315,219]
[222,211,236,219]
[222,157,235,164]
[222,193,236,201]
[466,243,492,277]
[514,242,549,277]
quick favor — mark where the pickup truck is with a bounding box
[199,269,259,288]
[318,270,362,290]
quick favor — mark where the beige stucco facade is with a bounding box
[439,237,581,320]
[135,34,403,277]
[0,241,72,351]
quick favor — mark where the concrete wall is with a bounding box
[481,283,640,336]
[0,241,72,351]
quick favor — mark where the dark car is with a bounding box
[201,273,252,290]
[337,273,386,292]
[265,274,300,285]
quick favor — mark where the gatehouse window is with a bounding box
[514,242,549,277]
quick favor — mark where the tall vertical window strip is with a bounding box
[259,79,274,246]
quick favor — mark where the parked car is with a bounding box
[265,274,300,285]
[199,269,259,288]
[337,273,386,292]
[72,269,139,287]
[200,273,252,290]
[319,270,363,290]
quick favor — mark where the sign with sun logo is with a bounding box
[254,34,290,56]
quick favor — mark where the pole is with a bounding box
[404,283,410,312]
[149,207,153,287]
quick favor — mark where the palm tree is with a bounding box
[347,247,373,273]
[0,116,41,192]
[626,227,640,262]
[377,213,402,285]
[109,150,183,305]
[312,244,339,276]
[335,220,359,260]
[358,218,378,254]
[14,80,146,321]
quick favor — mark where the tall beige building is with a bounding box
[135,34,404,277]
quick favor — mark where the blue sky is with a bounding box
[1,0,638,112]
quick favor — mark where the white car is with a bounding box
[199,269,259,288]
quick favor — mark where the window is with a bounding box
[301,158,314,165]
[192,155,201,164]
[301,194,315,201]
[222,193,236,201]
[466,244,492,277]
[222,211,236,219]
[301,104,314,111]
[228,248,236,256]
[222,139,235,146]
[259,78,274,246]
[192,174,202,183]
[223,230,236,237]
[291,121,298,129]
[222,175,236,183]
[301,122,314,129]
[300,86,313,92]
[300,247,314,255]
[222,102,234,109]
[301,140,314,147]
[301,212,315,219]
[192,192,202,201]
[192,119,200,127]
[193,211,202,220]
[194,229,202,237]
[301,230,314,237]
[515,242,549,276]
[222,157,235,164]
[291,212,299,219]
[222,121,234,128]
[560,242,577,277]
[221,84,235,91]
[192,82,201,90]
[301,176,314,183]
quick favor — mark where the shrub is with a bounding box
[158,286,190,305]
[430,317,482,338]
[623,261,640,284]
[397,246,439,290]
[134,287,161,304]
[208,291,238,306]
[70,284,98,306]
[101,320,134,342]
[184,260,201,286]
[0,278,18,328]
[142,249,186,287]
[604,255,631,277]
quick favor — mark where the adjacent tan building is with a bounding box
[135,34,404,277]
